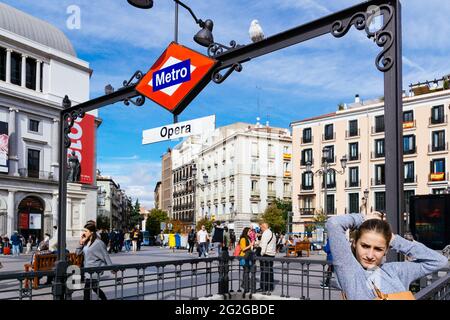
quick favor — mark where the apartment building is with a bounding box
[291,78,450,230]
[160,148,173,214]
[195,122,292,236]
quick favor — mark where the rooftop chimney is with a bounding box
[355,94,361,104]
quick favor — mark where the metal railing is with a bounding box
[18,169,55,181]
[0,255,448,300]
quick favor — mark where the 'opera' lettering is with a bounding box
[160,124,191,139]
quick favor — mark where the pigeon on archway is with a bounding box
[249,19,265,43]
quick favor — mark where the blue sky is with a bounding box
[4,0,450,208]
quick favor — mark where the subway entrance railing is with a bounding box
[0,255,448,300]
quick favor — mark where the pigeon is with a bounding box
[249,19,265,43]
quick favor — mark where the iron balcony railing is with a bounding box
[18,169,55,181]
[0,255,448,301]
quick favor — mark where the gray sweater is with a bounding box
[326,214,448,300]
[75,238,112,269]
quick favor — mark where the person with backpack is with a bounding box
[187,228,196,255]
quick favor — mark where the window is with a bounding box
[349,142,359,161]
[284,183,290,193]
[10,52,21,86]
[349,120,358,137]
[403,111,414,123]
[251,159,259,174]
[251,180,258,191]
[375,164,385,185]
[375,192,386,212]
[404,190,415,214]
[29,119,40,133]
[27,149,40,178]
[326,195,335,215]
[324,124,334,140]
[283,162,290,172]
[268,181,274,192]
[432,131,446,151]
[375,115,385,133]
[324,146,334,163]
[404,162,415,183]
[431,159,445,174]
[375,139,385,158]
[301,149,313,165]
[323,170,336,188]
[26,57,36,90]
[304,197,313,211]
[302,172,313,190]
[349,193,359,214]
[403,135,416,154]
[283,146,290,154]
[268,144,274,158]
[303,128,312,143]
[431,105,444,124]
[40,62,43,92]
[349,167,359,187]
[268,161,275,175]
[251,142,258,157]
[0,47,5,81]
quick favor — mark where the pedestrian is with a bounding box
[326,212,448,300]
[159,231,165,248]
[211,222,224,256]
[124,230,131,252]
[11,231,21,256]
[320,237,334,288]
[26,238,32,254]
[229,230,236,251]
[131,228,139,253]
[222,227,230,254]
[137,229,143,251]
[196,225,209,258]
[75,221,114,301]
[239,227,254,295]
[187,228,196,255]
[257,222,276,294]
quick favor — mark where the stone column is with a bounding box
[7,190,15,236]
[35,60,41,92]
[51,119,60,179]
[21,54,27,88]
[8,107,19,176]
[52,192,58,234]
[5,49,12,83]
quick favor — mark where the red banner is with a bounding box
[68,113,96,185]
[19,213,29,230]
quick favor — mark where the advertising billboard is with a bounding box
[67,113,96,185]
[0,121,8,173]
[29,213,42,230]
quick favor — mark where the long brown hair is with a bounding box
[84,221,98,247]
[353,219,392,248]
[240,227,250,244]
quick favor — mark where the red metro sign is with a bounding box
[136,42,217,115]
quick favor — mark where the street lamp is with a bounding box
[306,147,347,216]
[362,188,370,215]
[191,164,209,229]
[127,0,215,47]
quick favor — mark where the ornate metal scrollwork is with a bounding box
[331,4,394,72]
[62,96,85,148]
[212,63,243,84]
[124,95,146,107]
[207,41,242,58]
[123,70,144,87]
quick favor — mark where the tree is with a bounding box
[129,198,142,229]
[261,203,285,234]
[313,209,328,228]
[196,217,214,233]
[145,208,169,236]
[96,214,110,230]
[168,219,184,233]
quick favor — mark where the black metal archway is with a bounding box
[55,0,403,299]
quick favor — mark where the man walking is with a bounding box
[258,222,276,294]
[11,231,21,257]
[211,222,224,256]
[197,225,209,258]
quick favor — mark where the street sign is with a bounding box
[136,42,217,115]
[142,115,215,145]
[160,222,166,231]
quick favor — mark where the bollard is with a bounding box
[53,260,69,300]
[218,249,230,297]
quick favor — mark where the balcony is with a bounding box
[283,190,291,199]
[251,168,260,176]
[404,174,418,184]
[371,178,385,186]
[322,182,336,189]
[301,136,313,144]
[299,208,315,216]
[429,172,448,182]
[371,126,385,134]
[403,147,417,156]
[267,190,276,198]
[403,120,416,130]
[345,128,360,138]
[348,153,361,162]
[18,169,55,181]
[220,192,226,199]
[283,153,292,161]
[301,158,313,166]
[345,179,361,188]
[284,171,292,178]
[322,133,336,142]
[429,143,448,153]
[371,151,385,160]
[429,114,448,126]
[301,184,314,191]
[229,168,235,176]
[250,189,260,198]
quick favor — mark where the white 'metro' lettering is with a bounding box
[155,67,189,87]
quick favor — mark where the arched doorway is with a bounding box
[18,196,45,242]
